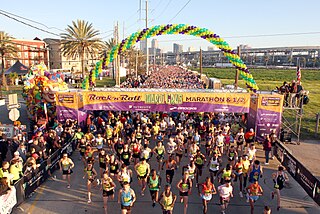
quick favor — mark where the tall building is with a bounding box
[140,40,147,53]
[188,46,196,52]
[173,43,183,54]
[4,38,48,69]
[151,39,158,49]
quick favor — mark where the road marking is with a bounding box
[28,185,45,213]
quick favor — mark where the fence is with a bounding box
[274,141,320,206]
[13,141,73,208]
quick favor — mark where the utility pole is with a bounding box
[145,0,149,75]
[199,48,203,76]
[115,22,120,86]
[234,46,240,89]
[136,51,138,78]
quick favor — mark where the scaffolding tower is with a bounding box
[281,94,305,144]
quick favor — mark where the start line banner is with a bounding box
[80,91,251,113]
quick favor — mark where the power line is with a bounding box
[0,9,110,38]
[168,0,192,23]
[151,0,164,13]
[0,9,65,33]
[0,11,61,37]
[153,0,173,22]
[155,31,320,43]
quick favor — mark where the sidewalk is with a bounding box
[285,140,320,179]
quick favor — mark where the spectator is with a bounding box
[263,135,272,165]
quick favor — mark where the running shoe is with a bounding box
[239,192,243,198]
[272,192,274,200]
[97,179,100,185]
[67,185,70,189]
[87,199,91,204]
[152,202,155,207]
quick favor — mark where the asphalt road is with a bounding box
[12,143,320,214]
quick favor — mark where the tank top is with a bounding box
[195,155,204,165]
[137,163,147,176]
[120,170,131,183]
[249,184,260,196]
[106,129,113,138]
[61,159,71,171]
[86,167,93,177]
[102,177,113,191]
[190,146,197,155]
[121,189,133,206]
[132,144,140,155]
[136,132,142,139]
[122,150,130,161]
[209,158,219,171]
[188,165,196,176]
[249,165,261,182]
[162,192,173,211]
[222,169,232,180]
[247,148,256,160]
[180,179,191,192]
[86,150,93,159]
[235,162,243,173]
[99,154,106,164]
[228,151,235,159]
[202,182,213,195]
[110,161,118,172]
[149,175,159,190]
[141,149,150,159]
[96,138,104,147]
[156,146,164,155]
[276,172,285,186]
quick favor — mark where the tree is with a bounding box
[8,72,18,85]
[0,31,18,88]
[60,20,104,78]
[101,38,116,56]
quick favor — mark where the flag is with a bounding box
[297,66,301,83]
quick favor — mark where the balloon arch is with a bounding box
[83,24,258,92]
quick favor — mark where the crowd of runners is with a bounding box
[120,66,206,89]
[56,110,288,214]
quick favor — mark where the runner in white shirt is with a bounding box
[166,137,177,156]
[216,131,225,155]
[218,181,233,214]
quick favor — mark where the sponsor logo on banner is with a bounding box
[261,97,281,106]
[88,94,141,101]
[297,168,314,192]
[286,155,297,176]
[58,94,75,103]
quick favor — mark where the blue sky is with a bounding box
[1,0,320,52]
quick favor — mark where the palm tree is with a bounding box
[0,31,18,87]
[100,38,117,79]
[101,38,116,56]
[60,20,104,78]
[8,72,18,85]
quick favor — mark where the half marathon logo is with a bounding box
[145,94,183,105]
